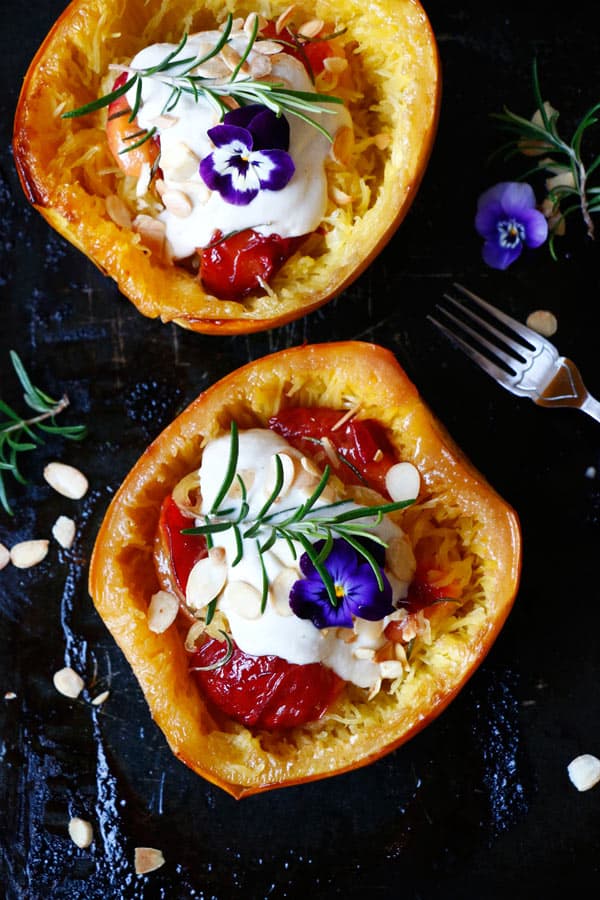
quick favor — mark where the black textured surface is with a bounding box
[1,2,599,898]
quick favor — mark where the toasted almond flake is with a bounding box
[385,462,420,503]
[331,126,354,166]
[44,462,89,499]
[244,12,267,34]
[386,534,416,583]
[300,455,321,477]
[567,754,600,791]
[159,142,199,180]
[374,132,392,150]
[4,691,17,700]
[353,647,375,661]
[184,619,206,652]
[298,18,324,38]
[379,660,405,680]
[223,581,263,620]
[68,817,94,849]
[0,543,9,570]
[276,4,297,33]
[147,590,179,633]
[249,54,272,77]
[52,515,76,550]
[323,56,348,74]
[254,39,284,55]
[193,57,231,79]
[105,194,132,228]
[221,44,249,74]
[53,666,85,699]
[186,552,227,609]
[264,452,296,499]
[10,539,49,569]
[162,189,193,219]
[91,690,110,706]
[134,847,165,875]
[133,214,167,258]
[270,569,296,616]
[526,309,558,337]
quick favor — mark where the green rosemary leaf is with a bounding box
[211,420,239,513]
[232,524,244,567]
[182,520,233,535]
[294,464,331,520]
[62,75,138,119]
[297,533,337,607]
[257,540,269,613]
[332,498,414,523]
[205,596,218,626]
[37,422,88,439]
[342,532,384,590]
[119,126,157,155]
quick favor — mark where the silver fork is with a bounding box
[428,283,600,424]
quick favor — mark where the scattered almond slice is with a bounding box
[91,690,110,706]
[43,461,89,499]
[158,142,199,181]
[0,542,10,570]
[276,4,297,33]
[105,194,132,228]
[323,56,348,74]
[385,461,420,503]
[53,666,84,699]
[526,309,558,337]
[147,590,179,633]
[221,44,250,74]
[567,754,600,791]
[10,539,49,569]
[223,581,263,620]
[186,549,227,610]
[162,189,193,219]
[4,691,17,700]
[254,39,284,55]
[134,847,165,875]
[68,817,94,849]
[52,515,76,549]
[297,18,324,38]
[270,568,296,617]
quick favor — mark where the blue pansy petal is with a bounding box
[206,123,253,150]
[475,180,548,270]
[290,578,354,629]
[346,562,394,621]
[497,181,537,216]
[249,109,290,151]
[475,201,505,238]
[220,104,265,130]
[520,207,549,247]
[482,240,522,270]
[253,149,295,191]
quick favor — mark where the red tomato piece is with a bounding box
[259,22,339,77]
[269,407,397,494]
[200,230,305,301]
[191,637,343,728]
[157,495,206,595]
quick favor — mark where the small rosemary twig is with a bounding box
[0,352,87,515]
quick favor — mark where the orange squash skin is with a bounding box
[88,342,522,798]
[13,0,441,334]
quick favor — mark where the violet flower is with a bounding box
[289,538,394,630]
[200,105,295,206]
[475,181,548,270]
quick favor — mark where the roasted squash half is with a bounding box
[88,342,521,798]
[13,0,440,334]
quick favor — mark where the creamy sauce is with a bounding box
[186,429,414,689]
[125,28,350,258]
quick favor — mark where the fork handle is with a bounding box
[580,393,600,424]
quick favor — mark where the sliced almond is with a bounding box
[105,194,132,228]
[249,54,272,77]
[385,462,420,503]
[567,754,600,791]
[254,39,284,55]
[0,542,10,570]
[300,455,321,477]
[162,189,193,219]
[323,56,348,74]
[386,534,416,583]
[10,539,49,569]
[244,12,267,34]
[379,660,405,680]
[331,126,354,167]
[134,847,165,875]
[91,690,110,706]
[133,214,167,259]
[276,4,297,33]
[68,817,94,849]
[221,44,250,75]
[44,462,89,499]
[159,142,199,181]
[147,590,179,633]
[223,581,263,620]
[270,568,296,616]
[186,550,227,610]
[298,18,324,38]
[52,515,76,550]
[53,666,84,699]
[526,309,558,337]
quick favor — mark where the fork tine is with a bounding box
[451,283,545,350]
[438,295,523,370]
[427,313,521,393]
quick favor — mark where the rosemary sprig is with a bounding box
[0,351,87,515]
[62,14,343,146]
[491,58,600,257]
[183,424,415,610]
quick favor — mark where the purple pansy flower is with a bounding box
[289,538,394,630]
[200,105,295,206]
[475,181,548,270]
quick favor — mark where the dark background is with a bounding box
[1,1,599,898]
